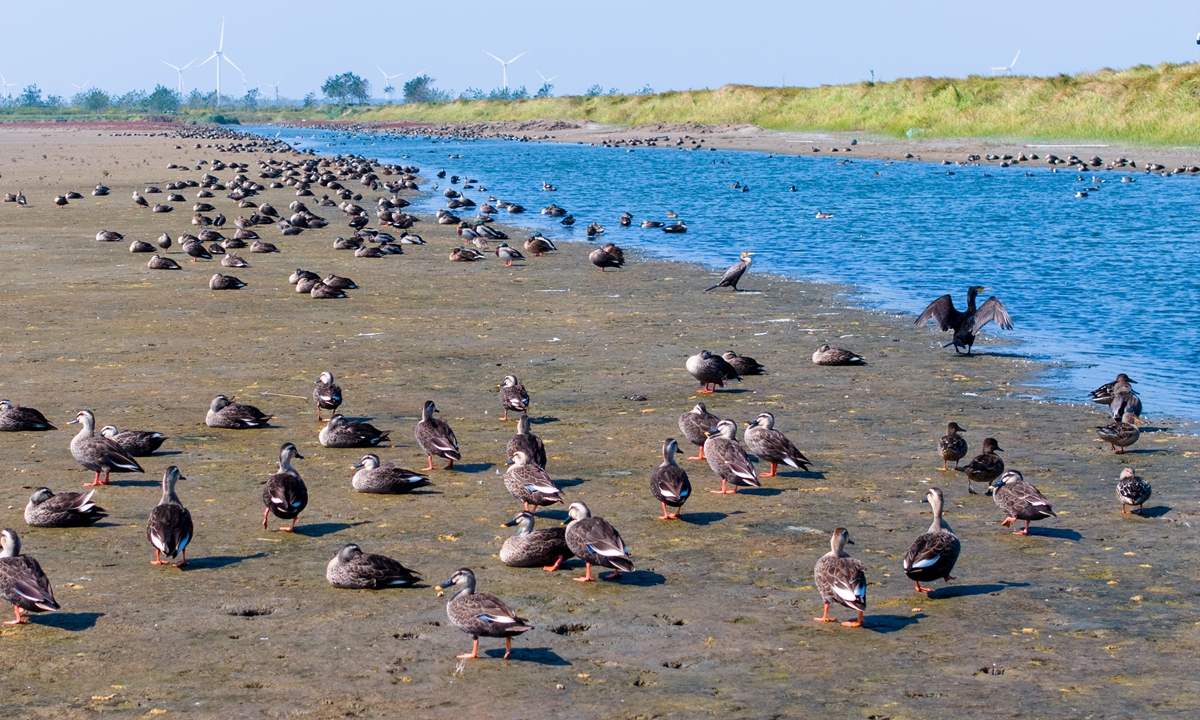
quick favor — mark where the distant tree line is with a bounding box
[0,71,644,112]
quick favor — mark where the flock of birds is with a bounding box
[0,130,1158,660]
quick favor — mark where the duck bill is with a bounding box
[351,462,364,469]
[501,518,519,528]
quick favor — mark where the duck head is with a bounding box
[353,453,380,470]
[436,567,476,598]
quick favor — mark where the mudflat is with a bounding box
[0,125,1197,719]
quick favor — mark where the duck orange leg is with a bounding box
[278,517,297,533]
[841,610,864,628]
[658,501,678,520]
[914,580,933,593]
[151,549,169,566]
[1012,520,1031,536]
[317,408,324,422]
[83,471,103,487]
[262,507,270,528]
[603,569,623,581]
[687,445,706,461]
[501,409,509,421]
[762,462,779,478]
[4,606,25,625]
[574,562,596,582]
[457,637,480,660]
[542,555,564,572]
[941,458,949,471]
[814,602,837,623]
[709,479,738,495]
[422,455,436,471]
[174,549,188,568]
[504,637,513,660]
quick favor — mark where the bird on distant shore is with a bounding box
[132,190,148,208]
[705,251,754,292]
[589,243,624,272]
[903,487,960,593]
[991,470,1055,536]
[938,422,968,471]
[915,285,1012,355]
[1096,412,1140,453]
[722,350,764,375]
[813,527,866,628]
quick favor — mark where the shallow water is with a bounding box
[250,126,1200,422]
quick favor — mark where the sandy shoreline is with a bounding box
[0,125,1198,718]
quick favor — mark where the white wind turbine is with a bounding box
[263,79,282,104]
[0,72,17,94]
[70,81,91,91]
[197,17,244,105]
[484,51,526,90]
[162,58,198,95]
[991,50,1021,76]
[376,65,404,102]
[535,70,559,85]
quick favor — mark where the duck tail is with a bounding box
[704,283,721,292]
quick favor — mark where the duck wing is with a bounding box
[147,503,193,557]
[903,531,961,578]
[816,555,866,611]
[453,592,532,637]
[6,406,56,431]
[570,518,634,572]
[0,556,60,612]
[749,428,812,469]
[915,294,961,331]
[972,296,1013,332]
[650,464,691,506]
[500,385,530,411]
[313,381,342,409]
[350,553,421,587]
[997,482,1055,520]
[42,490,107,525]
[263,473,308,518]
[706,438,760,486]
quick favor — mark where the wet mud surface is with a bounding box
[0,127,1197,718]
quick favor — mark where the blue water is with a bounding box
[246,126,1200,423]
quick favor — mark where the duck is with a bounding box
[98,424,168,456]
[938,422,968,471]
[500,511,574,571]
[564,502,634,582]
[507,415,547,469]
[319,414,392,448]
[206,395,273,429]
[685,349,740,394]
[250,240,279,254]
[351,454,432,494]
[326,544,421,589]
[69,410,143,487]
[703,419,760,494]
[505,450,563,512]
[589,245,624,272]
[0,528,60,625]
[132,190,148,208]
[52,195,68,208]
[1090,374,1143,422]
[1096,412,1140,453]
[183,240,212,262]
[902,487,960,593]
[721,351,764,375]
[963,437,1004,495]
[449,246,484,262]
[704,251,754,292]
[312,371,342,422]
[24,488,106,528]
[333,236,361,250]
[436,568,532,660]
[991,470,1056,535]
[641,219,664,228]
[678,402,721,460]
[915,285,1013,355]
[147,255,181,270]
[812,344,866,365]
[128,240,154,253]
[146,466,193,567]
[814,210,834,219]
[494,243,525,266]
[618,212,633,227]
[311,281,349,299]
[744,412,812,476]
[1117,467,1151,514]
[289,268,320,284]
[415,400,460,471]
[296,276,321,294]
[524,233,557,256]
[0,399,56,431]
[156,232,172,249]
[497,375,530,421]
[649,438,691,519]
[323,274,357,290]
[663,221,687,234]
[221,253,249,268]
[813,528,866,627]
[262,443,307,532]
[95,230,124,243]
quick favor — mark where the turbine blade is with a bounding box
[507,51,527,64]
[1010,49,1021,68]
[163,61,180,71]
[223,54,244,76]
[484,51,504,63]
[198,52,217,67]
[181,57,198,70]
[219,17,225,51]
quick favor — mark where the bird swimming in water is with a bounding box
[705,251,754,292]
[915,286,1012,355]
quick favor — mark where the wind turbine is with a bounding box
[484,51,527,90]
[197,17,244,105]
[375,65,404,102]
[162,58,197,95]
[991,50,1021,76]
[535,70,559,85]
[263,79,282,104]
[0,72,17,94]
[70,81,91,91]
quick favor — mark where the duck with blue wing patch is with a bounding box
[650,439,691,520]
[1117,468,1151,515]
[903,488,961,593]
[262,443,307,533]
[505,450,563,513]
[147,467,193,567]
[814,527,866,628]
[565,502,634,583]
[437,568,532,660]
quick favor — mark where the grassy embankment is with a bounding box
[5,62,1200,144]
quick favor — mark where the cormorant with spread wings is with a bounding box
[915,285,1012,355]
[705,252,755,292]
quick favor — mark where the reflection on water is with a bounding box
[246,126,1200,422]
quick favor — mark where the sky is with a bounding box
[3,0,1199,101]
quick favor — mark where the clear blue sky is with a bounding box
[3,0,1199,100]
